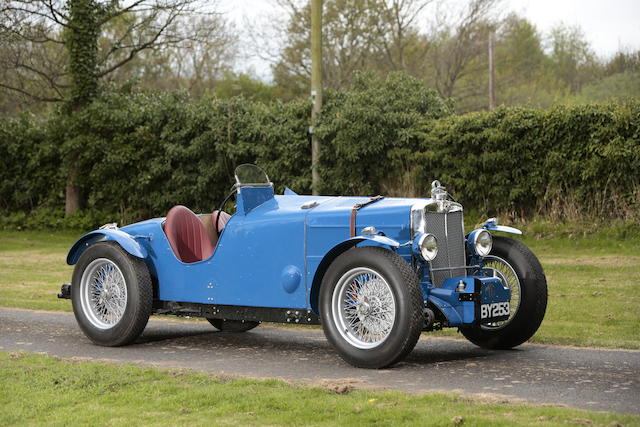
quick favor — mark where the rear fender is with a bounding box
[308,234,400,314]
[67,229,148,265]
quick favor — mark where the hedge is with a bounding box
[1,91,311,224]
[415,103,640,220]
[0,72,638,229]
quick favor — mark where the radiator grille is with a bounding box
[425,211,466,287]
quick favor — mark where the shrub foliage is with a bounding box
[1,72,638,229]
[416,103,640,220]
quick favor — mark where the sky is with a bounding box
[217,0,640,79]
[507,0,640,56]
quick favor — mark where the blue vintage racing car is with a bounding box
[61,164,547,368]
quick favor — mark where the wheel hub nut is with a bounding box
[357,301,371,316]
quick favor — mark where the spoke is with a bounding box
[335,268,396,348]
[483,258,521,327]
[83,259,128,328]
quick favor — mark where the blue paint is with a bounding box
[427,277,510,326]
[281,265,302,294]
[237,186,275,214]
[67,228,148,265]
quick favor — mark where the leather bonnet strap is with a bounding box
[349,195,385,237]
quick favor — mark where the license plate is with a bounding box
[481,302,510,321]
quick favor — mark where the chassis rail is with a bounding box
[154,301,321,325]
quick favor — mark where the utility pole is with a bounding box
[310,0,322,195]
[488,31,496,111]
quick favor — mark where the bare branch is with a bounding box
[97,10,178,77]
[0,81,63,101]
[96,0,146,26]
[1,0,237,106]
[1,1,69,27]
[44,0,68,25]
[15,62,67,91]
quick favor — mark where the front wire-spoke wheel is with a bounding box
[332,267,396,349]
[320,247,423,369]
[72,242,152,346]
[80,259,128,329]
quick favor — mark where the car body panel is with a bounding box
[66,228,148,265]
[67,193,405,310]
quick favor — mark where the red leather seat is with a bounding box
[200,210,232,248]
[165,205,214,263]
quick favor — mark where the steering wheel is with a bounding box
[215,187,237,238]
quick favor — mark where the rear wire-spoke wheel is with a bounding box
[72,242,152,346]
[461,236,547,349]
[320,247,423,369]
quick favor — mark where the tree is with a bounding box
[271,0,432,96]
[604,50,640,76]
[547,24,596,93]
[0,4,67,113]
[370,0,433,72]
[427,0,498,100]
[497,14,545,80]
[483,13,563,110]
[0,0,234,213]
[272,0,378,94]
[210,72,281,103]
[101,14,238,97]
[489,15,562,109]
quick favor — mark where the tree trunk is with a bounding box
[64,0,99,216]
[65,165,81,215]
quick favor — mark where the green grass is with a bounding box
[0,230,76,312]
[519,234,640,348]
[1,229,639,348]
[1,351,637,426]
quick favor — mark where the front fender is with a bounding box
[308,234,400,314]
[349,234,401,249]
[66,229,148,265]
[481,218,522,235]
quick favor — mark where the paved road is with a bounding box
[1,308,638,414]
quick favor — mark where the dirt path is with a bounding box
[1,307,638,414]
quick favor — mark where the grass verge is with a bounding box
[1,228,639,348]
[0,230,75,312]
[1,351,638,426]
[518,234,640,348]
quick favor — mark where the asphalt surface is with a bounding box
[1,308,638,415]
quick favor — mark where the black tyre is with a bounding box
[319,246,424,369]
[206,318,260,332]
[71,242,153,346]
[461,236,547,349]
